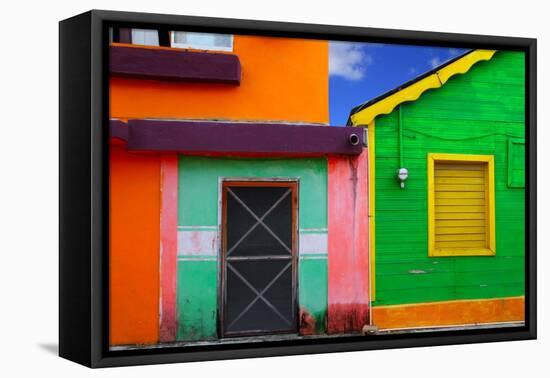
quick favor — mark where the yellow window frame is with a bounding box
[427,153,496,257]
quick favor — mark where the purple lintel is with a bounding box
[110,119,128,142]
[110,45,241,84]
[112,120,364,156]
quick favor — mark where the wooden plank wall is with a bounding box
[373,51,525,307]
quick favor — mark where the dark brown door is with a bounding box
[221,181,298,337]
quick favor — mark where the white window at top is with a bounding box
[131,29,159,46]
[171,32,233,52]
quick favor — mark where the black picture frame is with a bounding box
[59,9,537,368]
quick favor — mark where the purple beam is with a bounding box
[110,119,129,141]
[111,120,364,156]
[110,45,241,84]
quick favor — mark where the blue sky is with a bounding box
[329,42,469,125]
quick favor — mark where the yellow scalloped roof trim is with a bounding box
[350,49,497,126]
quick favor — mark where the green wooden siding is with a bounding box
[374,51,525,306]
[177,156,328,340]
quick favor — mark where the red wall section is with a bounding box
[159,154,178,342]
[110,35,329,124]
[327,153,370,333]
[109,145,161,345]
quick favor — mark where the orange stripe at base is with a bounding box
[372,296,524,330]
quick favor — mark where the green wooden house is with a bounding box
[348,49,526,330]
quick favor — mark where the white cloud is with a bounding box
[408,67,418,75]
[429,56,443,68]
[329,42,372,81]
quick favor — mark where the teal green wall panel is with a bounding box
[176,260,218,340]
[178,156,328,229]
[298,258,328,333]
[374,51,525,306]
[177,156,329,340]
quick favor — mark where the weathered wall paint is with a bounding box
[179,156,327,228]
[177,156,328,340]
[373,51,525,309]
[109,145,161,345]
[373,296,524,329]
[299,254,328,335]
[176,223,218,341]
[327,154,369,333]
[159,154,178,342]
[176,259,218,340]
[110,35,329,124]
[298,228,328,335]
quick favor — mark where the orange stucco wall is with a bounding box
[109,145,161,345]
[109,35,329,346]
[110,35,329,124]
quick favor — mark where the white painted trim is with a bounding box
[299,255,328,260]
[178,225,218,231]
[299,233,328,255]
[177,230,218,256]
[299,228,328,234]
[177,257,217,262]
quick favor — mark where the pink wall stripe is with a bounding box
[159,154,178,342]
[327,153,370,334]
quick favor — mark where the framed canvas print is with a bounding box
[59,10,537,368]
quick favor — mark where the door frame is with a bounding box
[218,177,300,338]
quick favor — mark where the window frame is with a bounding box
[130,28,160,47]
[170,31,234,52]
[508,138,526,188]
[427,153,496,257]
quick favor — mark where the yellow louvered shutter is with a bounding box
[428,154,496,257]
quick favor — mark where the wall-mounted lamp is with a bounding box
[397,167,409,188]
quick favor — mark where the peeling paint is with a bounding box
[327,154,369,334]
[327,303,369,334]
[299,308,316,336]
[348,157,359,212]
